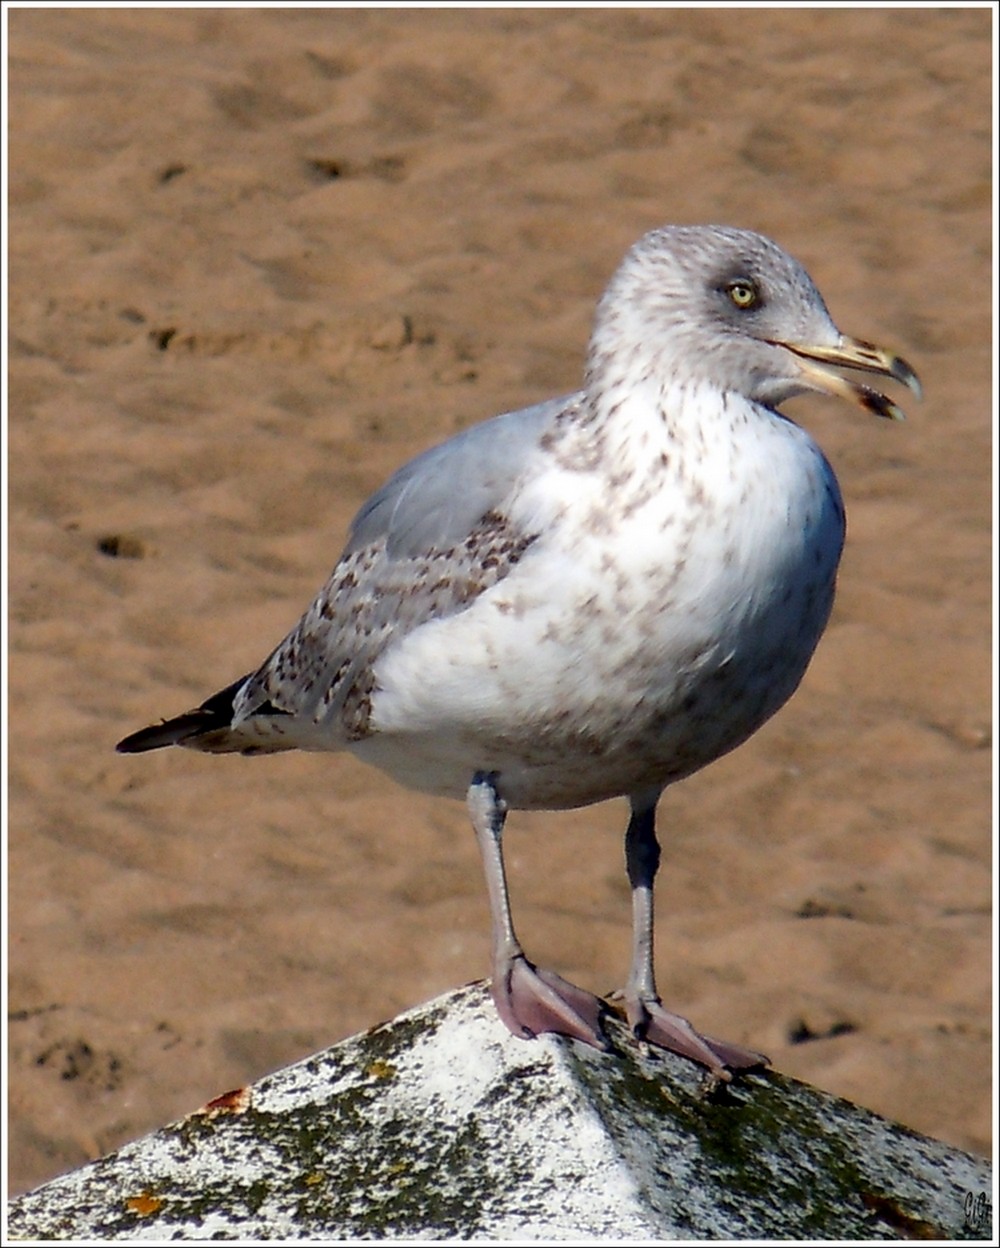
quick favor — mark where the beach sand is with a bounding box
[7,6,991,1194]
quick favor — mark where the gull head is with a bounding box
[587,224,921,421]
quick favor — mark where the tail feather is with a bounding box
[117,674,253,754]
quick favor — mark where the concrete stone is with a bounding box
[6,982,993,1240]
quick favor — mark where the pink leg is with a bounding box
[468,773,608,1050]
[623,798,769,1080]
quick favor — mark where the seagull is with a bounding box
[118,224,920,1080]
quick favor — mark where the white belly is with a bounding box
[355,404,844,810]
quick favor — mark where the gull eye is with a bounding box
[726,279,759,310]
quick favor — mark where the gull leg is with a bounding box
[468,772,608,1049]
[624,796,769,1079]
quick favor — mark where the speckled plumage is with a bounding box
[119,225,919,1077]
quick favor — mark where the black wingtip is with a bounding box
[116,673,253,754]
[116,719,197,753]
[117,728,157,754]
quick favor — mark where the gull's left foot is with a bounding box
[492,952,610,1051]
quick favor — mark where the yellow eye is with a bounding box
[727,280,758,309]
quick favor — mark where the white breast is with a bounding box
[357,384,845,810]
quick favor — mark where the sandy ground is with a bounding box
[7,6,992,1197]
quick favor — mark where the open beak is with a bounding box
[775,335,922,421]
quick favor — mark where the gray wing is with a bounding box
[347,394,576,558]
[226,393,582,743]
[117,393,583,756]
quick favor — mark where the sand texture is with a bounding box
[8,7,991,1195]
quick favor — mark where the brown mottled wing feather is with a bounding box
[118,396,579,754]
[234,507,537,741]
